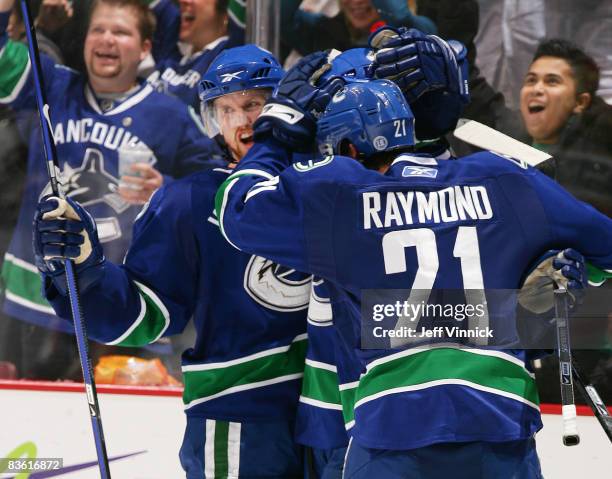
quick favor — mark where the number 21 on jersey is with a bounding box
[382,226,489,347]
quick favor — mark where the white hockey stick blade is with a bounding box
[453,119,552,167]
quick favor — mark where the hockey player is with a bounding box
[33,45,312,478]
[215,53,612,477]
[0,0,220,333]
[297,40,470,478]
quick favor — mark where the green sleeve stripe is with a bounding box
[216,170,273,249]
[340,385,357,425]
[0,40,31,102]
[587,262,612,286]
[356,347,539,411]
[2,254,54,311]
[215,169,274,223]
[300,362,341,406]
[183,336,307,407]
[107,280,170,346]
[228,0,246,28]
[215,176,241,247]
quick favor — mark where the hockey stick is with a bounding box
[572,361,612,444]
[554,287,580,445]
[453,119,551,167]
[20,1,111,476]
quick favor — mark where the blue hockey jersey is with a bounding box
[216,138,612,450]
[296,278,357,449]
[0,26,222,331]
[45,168,311,420]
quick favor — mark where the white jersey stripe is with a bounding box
[204,419,215,479]
[305,358,337,373]
[227,422,241,478]
[184,373,303,410]
[182,333,307,372]
[365,342,535,378]
[299,395,343,411]
[353,379,540,412]
[5,291,56,315]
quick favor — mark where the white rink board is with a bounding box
[1,382,611,478]
[0,383,185,478]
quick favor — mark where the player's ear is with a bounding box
[339,140,359,159]
[573,92,591,114]
[140,39,153,62]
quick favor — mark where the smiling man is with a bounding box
[520,40,597,148]
[519,39,612,215]
[0,0,221,354]
[147,0,245,110]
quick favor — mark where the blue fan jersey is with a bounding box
[148,0,245,109]
[45,168,311,420]
[0,27,222,331]
[216,138,612,450]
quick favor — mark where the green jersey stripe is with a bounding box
[183,337,307,408]
[2,255,53,310]
[106,280,170,346]
[185,373,304,410]
[356,347,539,411]
[0,40,30,102]
[340,384,358,425]
[301,362,341,406]
[355,379,540,412]
[365,343,534,378]
[214,421,230,478]
[182,334,308,372]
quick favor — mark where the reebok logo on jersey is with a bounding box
[402,166,438,178]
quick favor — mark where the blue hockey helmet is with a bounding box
[318,47,376,85]
[317,79,416,158]
[199,44,284,137]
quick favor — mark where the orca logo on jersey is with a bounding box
[244,256,311,312]
[40,147,153,242]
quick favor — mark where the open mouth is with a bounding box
[527,104,545,114]
[94,51,119,61]
[239,132,254,145]
[181,12,196,27]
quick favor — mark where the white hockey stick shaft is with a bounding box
[453,119,552,167]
